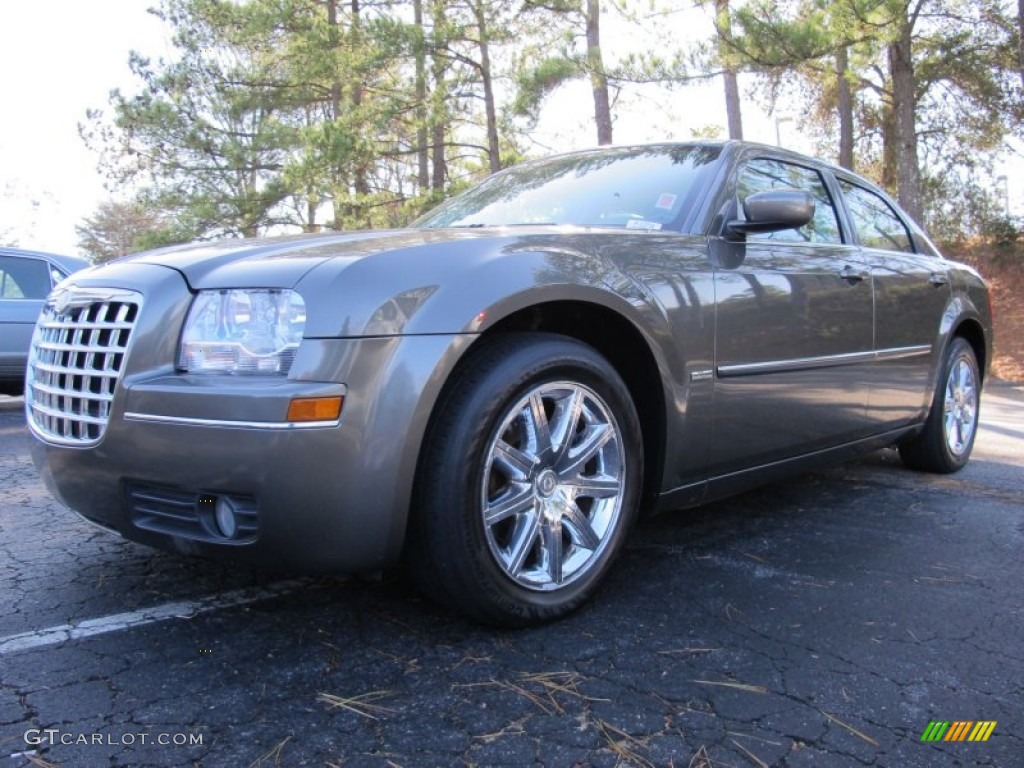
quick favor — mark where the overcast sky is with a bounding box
[0,1,174,254]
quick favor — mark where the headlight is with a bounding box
[178,289,306,375]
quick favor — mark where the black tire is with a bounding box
[899,337,981,474]
[408,333,643,627]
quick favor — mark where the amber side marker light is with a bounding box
[287,396,344,422]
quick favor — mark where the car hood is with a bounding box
[128,229,512,289]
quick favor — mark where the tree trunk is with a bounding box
[326,0,346,228]
[430,0,447,190]
[722,71,743,140]
[350,0,370,203]
[888,21,922,223]
[326,0,341,121]
[836,46,854,171]
[414,0,429,190]
[881,102,898,193]
[585,0,613,145]
[306,197,318,233]
[1018,0,1024,89]
[474,0,501,173]
[302,107,319,232]
[715,0,743,140]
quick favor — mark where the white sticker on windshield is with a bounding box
[626,219,662,231]
[655,193,677,210]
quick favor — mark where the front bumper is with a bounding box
[33,332,466,571]
[28,265,474,571]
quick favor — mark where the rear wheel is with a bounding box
[899,337,980,473]
[408,333,642,627]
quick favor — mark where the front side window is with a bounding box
[416,145,722,232]
[0,256,51,299]
[738,159,842,244]
[839,180,913,253]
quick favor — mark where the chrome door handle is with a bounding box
[838,265,869,283]
[929,272,949,287]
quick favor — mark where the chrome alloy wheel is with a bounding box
[943,357,978,457]
[480,381,626,591]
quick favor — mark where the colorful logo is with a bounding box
[920,721,996,742]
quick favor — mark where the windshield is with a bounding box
[415,145,722,232]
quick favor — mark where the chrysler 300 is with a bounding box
[27,142,992,625]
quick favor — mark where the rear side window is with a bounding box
[737,159,841,244]
[839,180,913,253]
[0,255,52,299]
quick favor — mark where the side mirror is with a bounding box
[726,189,815,240]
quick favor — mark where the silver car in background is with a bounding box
[26,142,992,626]
[0,247,90,396]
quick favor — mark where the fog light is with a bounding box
[214,497,239,539]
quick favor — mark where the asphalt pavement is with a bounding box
[1,383,1021,767]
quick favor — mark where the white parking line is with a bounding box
[0,579,308,656]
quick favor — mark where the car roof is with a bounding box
[0,246,91,275]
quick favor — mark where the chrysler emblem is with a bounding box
[51,286,76,314]
[48,286,139,314]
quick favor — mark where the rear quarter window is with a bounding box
[838,180,914,252]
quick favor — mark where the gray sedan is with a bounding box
[26,142,992,626]
[1,247,90,396]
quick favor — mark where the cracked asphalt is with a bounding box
[1,384,1021,768]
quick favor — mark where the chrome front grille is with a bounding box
[26,288,142,445]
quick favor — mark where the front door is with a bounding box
[710,158,874,476]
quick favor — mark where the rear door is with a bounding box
[710,157,874,475]
[836,180,951,428]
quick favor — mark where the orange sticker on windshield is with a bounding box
[655,193,677,210]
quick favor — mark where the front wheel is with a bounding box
[408,333,642,627]
[899,337,981,473]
